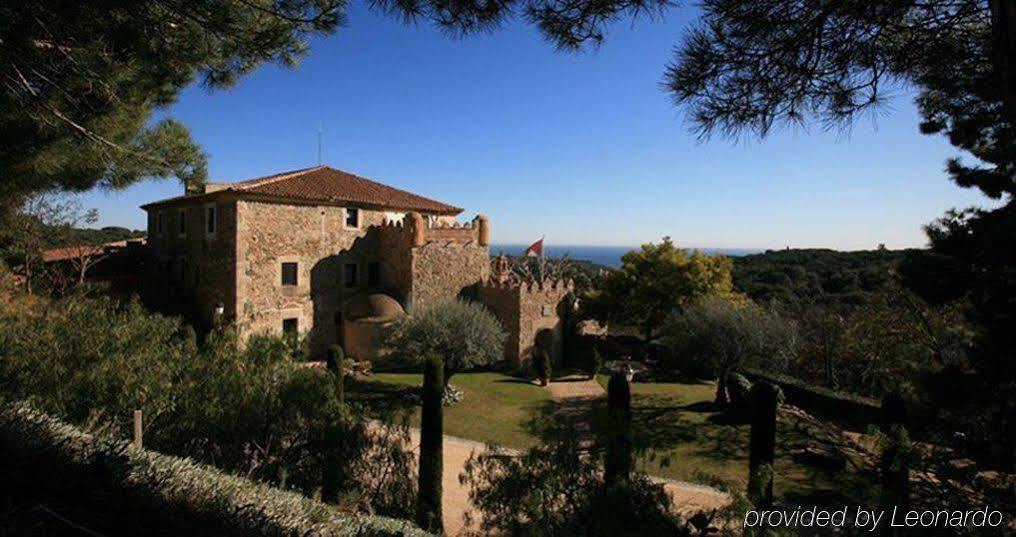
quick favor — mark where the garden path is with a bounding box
[546,374,606,400]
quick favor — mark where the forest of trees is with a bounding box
[731,248,911,309]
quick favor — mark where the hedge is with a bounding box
[739,367,880,429]
[0,400,430,537]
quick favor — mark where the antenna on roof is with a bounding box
[317,121,323,166]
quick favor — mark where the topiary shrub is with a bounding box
[535,349,553,386]
[747,382,779,507]
[726,372,753,413]
[588,347,604,380]
[604,371,633,487]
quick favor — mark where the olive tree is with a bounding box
[384,299,506,387]
[660,296,798,405]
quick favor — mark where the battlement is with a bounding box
[479,277,574,294]
[378,212,489,247]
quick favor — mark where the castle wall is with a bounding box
[410,242,489,309]
[378,214,490,311]
[477,283,521,366]
[478,279,572,368]
[517,281,570,368]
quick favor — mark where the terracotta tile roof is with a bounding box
[41,245,105,263]
[40,239,143,263]
[142,166,463,215]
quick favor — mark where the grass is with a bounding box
[353,371,871,505]
[351,372,552,449]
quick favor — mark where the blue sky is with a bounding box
[77,3,991,250]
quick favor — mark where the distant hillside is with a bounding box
[46,226,145,249]
[732,248,918,309]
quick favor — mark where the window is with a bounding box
[282,318,298,335]
[155,212,163,236]
[368,262,380,286]
[178,209,187,236]
[345,207,360,228]
[281,262,298,286]
[344,263,358,288]
[205,205,216,234]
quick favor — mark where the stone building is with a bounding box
[141,166,571,367]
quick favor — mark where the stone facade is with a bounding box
[144,199,238,330]
[234,199,388,353]
[141,170,568,367]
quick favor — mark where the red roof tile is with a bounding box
[143,166,463,215]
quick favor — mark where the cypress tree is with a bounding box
[320,423,341,504]
[747,382,779,507]
[604,371,633,487]
[416,353,444,534]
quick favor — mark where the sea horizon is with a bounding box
[491,243,765,268]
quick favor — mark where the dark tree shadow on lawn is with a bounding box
[520,382,872,507]
[345,377,417,420]
[492,378,536,385]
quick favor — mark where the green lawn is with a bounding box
[352,372,869,504]
[352,372,551,449]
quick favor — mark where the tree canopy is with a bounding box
[581,237,736,343]
[732,248,908,310]
[1,0,344,207]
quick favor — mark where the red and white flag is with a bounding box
[524,236,544,257]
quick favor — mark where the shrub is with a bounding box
[660,296,798,405]
[0,295,416,518]
[461,433,683,536]
[383,299,506,386]
[0,296,194,429]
